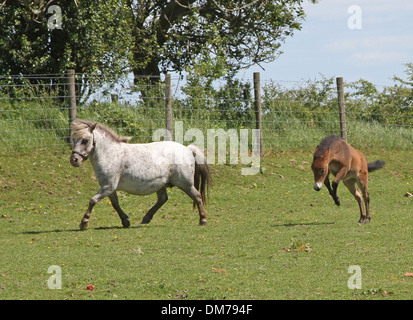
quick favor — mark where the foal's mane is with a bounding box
[315,135,342,156]
[71,119,132,143]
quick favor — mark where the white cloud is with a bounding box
[324,34,412,67]
[250,1,413,85]
[303,0,413,30]
[350,51,407,65]
[325,35,413,52]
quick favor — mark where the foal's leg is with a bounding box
[109,192,130,228]
[357,175,370,223]
[184,186,207,226]
[343,180,365,223]
[324,175,340,206]
[141,187,168,224]
[80,185,113,230]
[331,167,349,206]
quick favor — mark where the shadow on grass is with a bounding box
[19,224,162,235]
[273,221,335,227]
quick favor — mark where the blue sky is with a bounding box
[241,0,413,86]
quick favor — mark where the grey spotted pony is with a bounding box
[69,120,211,229]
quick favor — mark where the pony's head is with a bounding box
[311,145,330,191]
[70,120,97,167]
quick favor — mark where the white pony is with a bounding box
[69,120,211,229]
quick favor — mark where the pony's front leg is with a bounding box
[109,192,130,228]
[331,167,349,206]
[80,186,113,230]
[324,175,340,206]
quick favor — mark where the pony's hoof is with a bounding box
[122,219,130,228]
[199,218,207,226]
[79,220,89,230]
[140,216,151,224]
[334,198,341,206]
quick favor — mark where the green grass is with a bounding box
[0,148,412,300]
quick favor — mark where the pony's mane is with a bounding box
[316,135,342,156]
[70,120,131,143]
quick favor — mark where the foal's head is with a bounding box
[311,146,330,191]
[70,120,97,167]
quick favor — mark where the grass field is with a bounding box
[0,147,412,300]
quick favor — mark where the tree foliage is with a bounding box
[261,63,413,127]
[0,0,316,83]
[0,0,132,78]
[127,0,316,79]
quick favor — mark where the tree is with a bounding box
[0,0,132,101]
[1,1,317,89]
[127,0,317,81]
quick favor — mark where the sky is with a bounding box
[240,0,413,86]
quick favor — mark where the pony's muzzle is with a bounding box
[70,153,83,167]
[314,182,323,191]
[70,150,89,167]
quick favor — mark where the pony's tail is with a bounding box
[187,145,212,209]
[368,159,386,172]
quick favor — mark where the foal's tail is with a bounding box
[187,145,212,208]
[368,159,386,172]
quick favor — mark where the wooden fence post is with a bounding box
[336,77,347,141]
[68,69,77,139]
[165,73,173,141]
[253,72,264,160]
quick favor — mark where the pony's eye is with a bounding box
[81,139,89,145]
[320,169,325,174]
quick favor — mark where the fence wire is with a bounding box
[0,73,412,156]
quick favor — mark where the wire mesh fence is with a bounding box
[0,72,412,156]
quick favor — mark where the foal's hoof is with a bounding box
[199,218,207,226]
[358,217,370,224]
[334,198,341,206]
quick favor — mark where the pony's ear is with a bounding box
[323,147,330,158]
[89,123,97,132]
[314,145,319,153]
[120,136,132,143]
